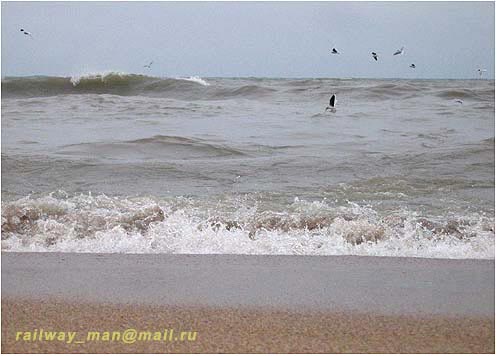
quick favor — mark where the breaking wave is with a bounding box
[176,76,210,86]
[2,193,494,259]
[2,73,276,100]
[2,72,212,98]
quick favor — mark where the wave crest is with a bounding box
[176,76,210,86]
[2,73,211,98]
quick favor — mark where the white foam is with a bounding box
[1,193,494,259]
[176,76,210,86]
[70,71,130,86]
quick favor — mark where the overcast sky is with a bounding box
[2,1,494,79]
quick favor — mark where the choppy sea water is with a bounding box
[1,73,495,258]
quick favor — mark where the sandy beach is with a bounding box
[2,253,494,353]
[3,298,494,353]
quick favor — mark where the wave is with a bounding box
[346,82,431,100]
[1,193,494,259]
[434,88,495,100]
[57,135,248,162]
[435,89,477,99]
[69,72,148,87]
[2,73,275,100]
[2,72,211,98]
[4,75,493,103]
[333,81,495,102]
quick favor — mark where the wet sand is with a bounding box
[1,253,494,353]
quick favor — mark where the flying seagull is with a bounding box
[393,46,404,56]
[331,48,339,54]
[143,61,153,69]
[325,93,337,112]
[409,63,416,69]
[371,52,378,61]
[477,68,487,78]
[20,28,33,38]
[455,99,464,104]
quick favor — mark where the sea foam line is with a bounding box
[1,193,494,259]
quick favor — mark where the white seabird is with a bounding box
[331,48,339,54]
[20,28,33,38]
[393,46,404,56]
[477,68,487,78]
[143,61,153,69]
[409,63,416,68]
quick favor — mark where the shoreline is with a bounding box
[4,250,495,259]
[2,252,494,352]
[2,252,494,316]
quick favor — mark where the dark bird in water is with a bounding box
[331,48,339,54]
[143,61,153,69]
[372,52,378,61]
[20,28,33,38]
[409,63,416,68]
[393,46,404,56]
[325,94,337,112]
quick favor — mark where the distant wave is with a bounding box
[434,88,494,100]
[1,72,279,100]
[211,85,277,99]
[2,72,211,98]
[337,82,495,102]
[3,75,494,102]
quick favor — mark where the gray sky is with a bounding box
[2,1,495,79]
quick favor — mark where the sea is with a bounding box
[1,73,494,258]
